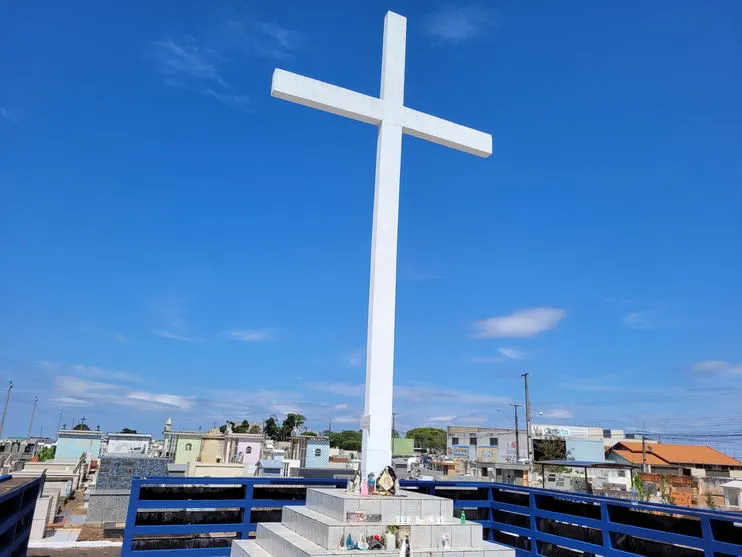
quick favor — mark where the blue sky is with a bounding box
[1,1,741,451]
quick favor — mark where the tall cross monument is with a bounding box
[271,11,492,476]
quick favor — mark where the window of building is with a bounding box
[470,437,477,446]
[0,445,5,453]
[489,438,498,447]
[452,437,459,445]
[185,443,192,451]
[314,448,321,457]
[246,446,252,454]
[603,429,612,438]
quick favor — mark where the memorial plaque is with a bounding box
[346,512,382,522]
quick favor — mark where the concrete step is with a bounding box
[306,488,455,524]
[232,539,273,557]
[251,522,514,557]
[283,505,484,549]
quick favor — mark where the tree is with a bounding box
[280,414,306,440]
[248,424,262,434]
[406,428,446,452]
[329,430,362,451]
[264,416,281,441]
[120,428,137,434]
[533,436,572,472]
[219,419,250,434]
[73,423,90,431]
[705,490,717,510]
[37,446,56,461]
[392,429,400,438]
[301,431,317,437]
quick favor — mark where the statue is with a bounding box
[376,466,397,496]
[367,472,376,495]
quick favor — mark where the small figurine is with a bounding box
[393,478,401,496]
[441,533,450,549]
[357,537,369,551]
[398,535,408,557]
[367,472,376,495]
[346,534,355,550]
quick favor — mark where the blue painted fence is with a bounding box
[123,476,742,557]
[0,473,44,557]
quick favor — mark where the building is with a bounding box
[0,438,41,473]
[721,480,742,510]
[223,432,262,470]
[447,426,528,463]
[55,429,103,461]
[606,441,742,477]
[105,433,152,455]
[531,424,629,461]
[256,459,282,476]
[392,438,414,456]
[289,436,330,468]
[162,419,204,465]
[198,428,225,463]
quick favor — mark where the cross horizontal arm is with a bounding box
[402,107,492,158]
[272,69,383,126]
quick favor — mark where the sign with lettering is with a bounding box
[452,445,470,457]
[532,424,589,439]
[346,512,382,522]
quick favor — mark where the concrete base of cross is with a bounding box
[231,488,513,557]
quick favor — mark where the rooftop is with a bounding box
[609,441,742,467]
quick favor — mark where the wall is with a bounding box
[235,439,261,465]
[107,436,151,455]
[187,462,249,477]
[174,436,202,464]
[447,429,528,463]
[305,438,330,468]
[198,435,224,463]
[566,439,605,462]
[56,435,102,460]
[393,438,415,456]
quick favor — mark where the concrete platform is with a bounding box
[230,488,514,557]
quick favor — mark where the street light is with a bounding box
[496,408,516,428]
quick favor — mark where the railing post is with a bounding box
[121,476,141,557]
[600,500,612,556]
[528,492,538,555]
[242,479,254,541]
[699,515,714,557]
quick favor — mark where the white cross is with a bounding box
[271,11,492,476]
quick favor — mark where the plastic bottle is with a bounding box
[630,487,638,507]
[460,511,466,524]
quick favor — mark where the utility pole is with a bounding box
[328,417,332,436]
[56,410,63,432]
[641,434,647,473]
[511,404,523,461]
[521,372,532,462]
[0,381,13,439]
[392,412,399,451]
[27,396,38,439]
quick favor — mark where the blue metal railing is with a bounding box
[0,473,44,557]
[123,476,742,556]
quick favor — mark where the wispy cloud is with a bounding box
[423,4,495,44]
[38,360,140,383]
[149,37,250,110]
[127,391,195,409]
[154,330,201,343]
[224,18,304,60]
[0,108,18,122]
[622,310,655,330]
[348,350,364,367]
[427,416,455,423]
[113,333,130,344]
[222,329,276,342]
[498,347,525,360]
[473,308,566,338]
[50,396,91,407]
[310,382,509,406]
[540,409,574,419]
[693,360,742,377]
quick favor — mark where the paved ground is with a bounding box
[28,549,120,557]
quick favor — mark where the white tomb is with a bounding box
[231,488,514,557]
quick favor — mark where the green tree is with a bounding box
[73,423,90,431]
[632,475,650,502]
[301,431,317,436]
[248,424,262,434]
[705,490,717,510]
[405,428,446,452]
[264,416,281,441]
[280,414,306,440]
[219,419,250,434]
[37,446,56,461]
[329,430,362,451]
[120,428,137,434]
[392,429,400,438]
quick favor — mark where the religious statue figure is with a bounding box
[376,466,397,496]
[348,471,361,495]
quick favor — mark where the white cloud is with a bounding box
[50,396,91,407]
[69,364,140,383]
[693,360,742,376]
[127,391,195,409]
[498,347,525,360]
[541,409,574,419]
[423,4,495,43]
[149,38,250,110]
[154,330,201,343]
[427,416,454,423]
[622,311,654,330]
[348,350,363,367]
[55,376,123,395]
[113,333,130,344]
[222,329,276,342]
[333,404,349,410]
[225,18,305,60]
[333,416,360,424]
[473,308,566,338]
[0,107,18,122]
